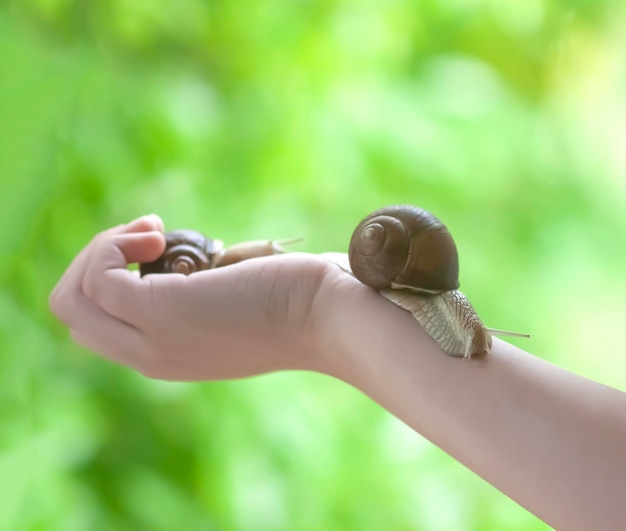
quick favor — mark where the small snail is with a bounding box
[139,230,224,276]
[139,229,299,276]
[346,205,528,358]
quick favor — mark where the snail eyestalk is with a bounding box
[275,237,304,247]
[485,328,531,339]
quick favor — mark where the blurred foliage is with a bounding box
[1,1,626,529]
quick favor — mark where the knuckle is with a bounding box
[82,275,99,301]
[82,246,111,303]
[90,231,108,247]
[93,224,122,243]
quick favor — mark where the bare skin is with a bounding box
[49,215,626,531]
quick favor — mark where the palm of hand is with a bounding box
[49,215,350,381]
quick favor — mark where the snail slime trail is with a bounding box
[347,205,529,359]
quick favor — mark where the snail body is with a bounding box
[219,240,296,267]
[379,288,491,358]
[348,205,526,358]
[139,230,293,276]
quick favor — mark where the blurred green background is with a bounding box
[2,1,626,529]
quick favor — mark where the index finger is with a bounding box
[50,215,165,325]
[82,230,167,326]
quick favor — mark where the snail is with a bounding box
[139,230,224,276]
[345,205,528,358]
[140,206,527,359]
[138,229,299,276]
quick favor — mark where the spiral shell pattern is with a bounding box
[139,230,223,276]
[348,205,460,293]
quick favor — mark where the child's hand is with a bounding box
[49,215,338,381]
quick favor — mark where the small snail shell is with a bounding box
[348,205,460,293]
[139,230,224,276]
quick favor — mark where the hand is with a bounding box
[49,215,340,381]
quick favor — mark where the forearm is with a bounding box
[319,279,626,530]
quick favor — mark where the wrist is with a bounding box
[274,254,349,374]
[309,262,385,381]
[309,260,448,389]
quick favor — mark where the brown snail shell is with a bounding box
[139,230,224,276]
[347,205,486,357]
[344,205,528,358]
[348,204,460,293]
